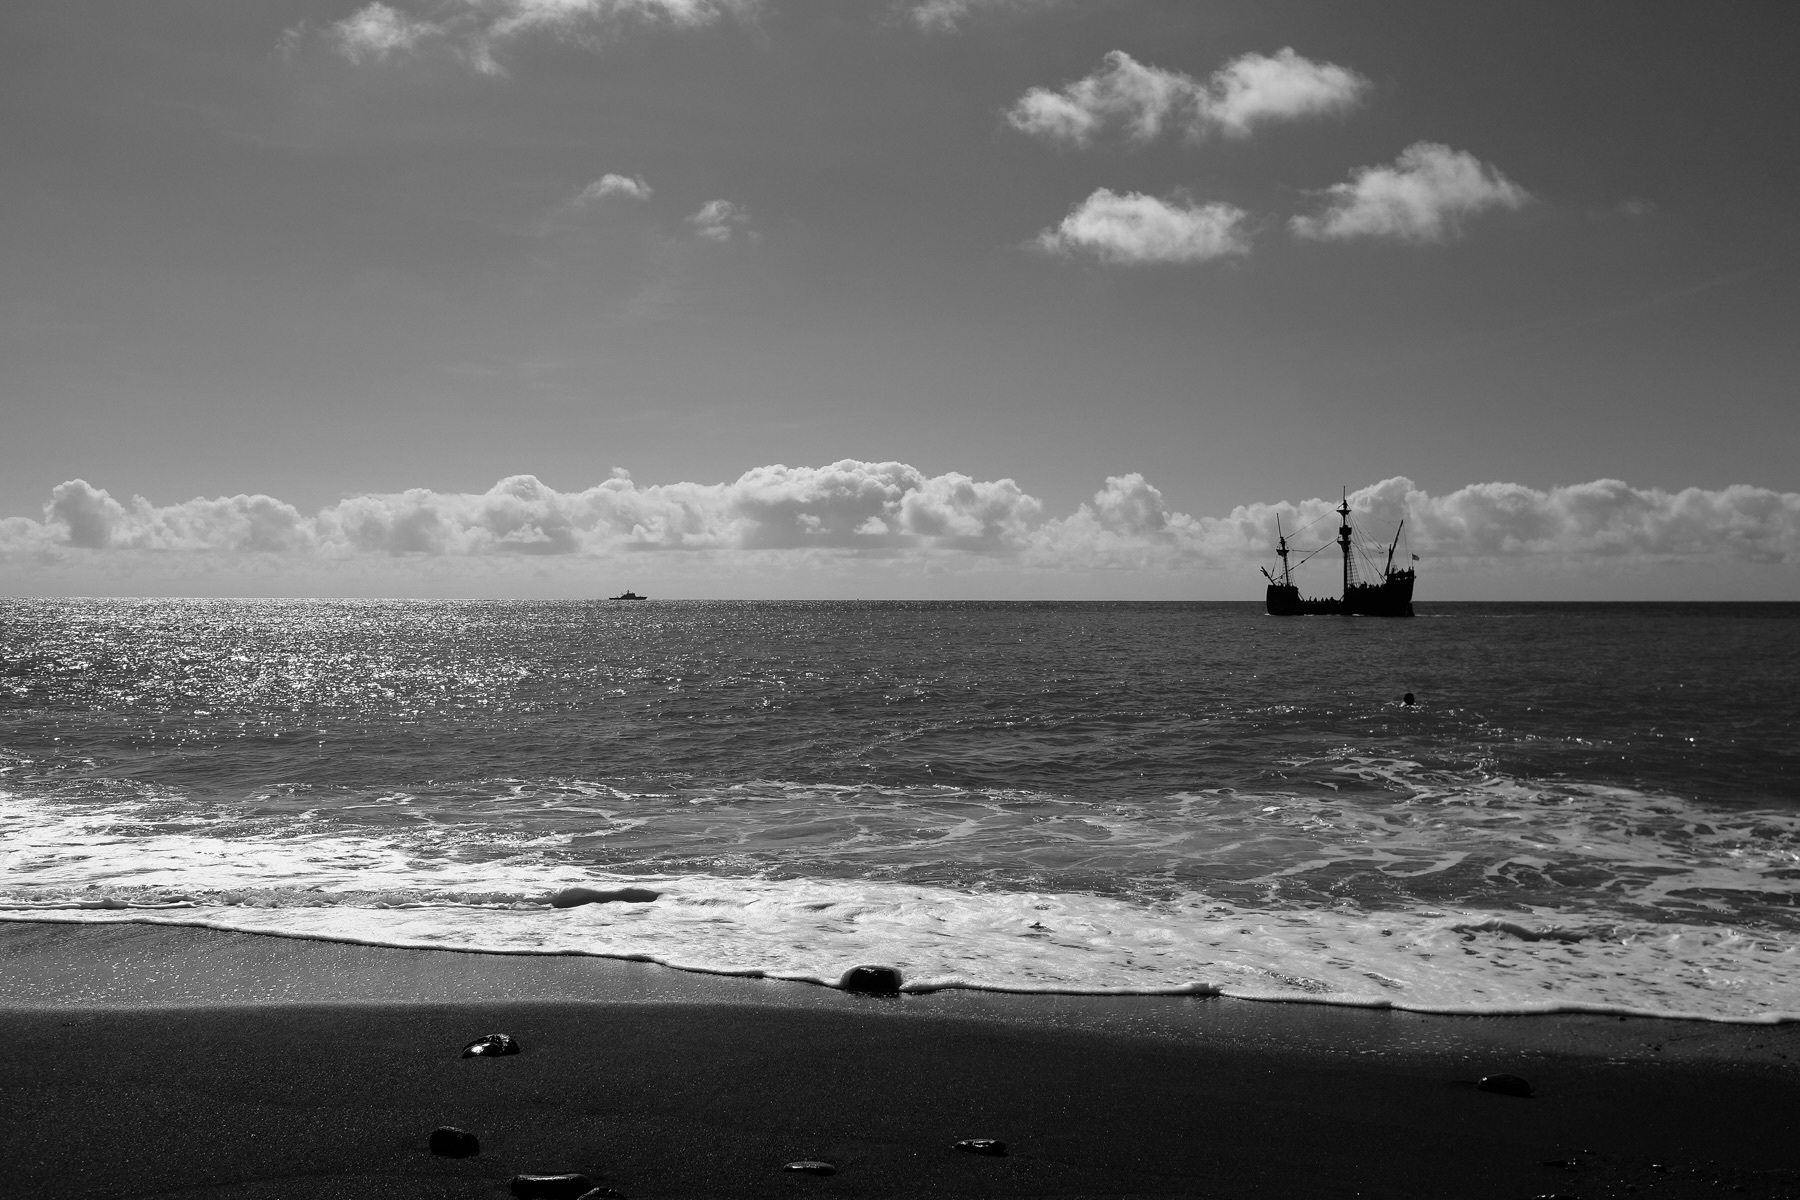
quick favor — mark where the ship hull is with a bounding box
[1344,570,1414,617]
[1265,585,1340,615]
[1266,571,1414,618]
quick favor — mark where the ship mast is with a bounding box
[1337,489,1356,597]
[1276,515,1292,587]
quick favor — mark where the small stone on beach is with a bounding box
[839,964,903,995]
[428,1126,479,1157]
[549,886,661,908]
[462,1032,521,1058]
[509,1174,595,1199]
[784,1161,837,1175]
[954,1139,1008,1156]
[1476,1073,1533,1097]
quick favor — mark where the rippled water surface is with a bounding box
[3,599,1797,1019]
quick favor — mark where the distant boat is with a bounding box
[1261,491,1415,617]
[609,590,647,601]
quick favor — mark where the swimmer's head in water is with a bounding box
[1402,692,1416,706]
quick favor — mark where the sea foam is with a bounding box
[5,781,1797,1023]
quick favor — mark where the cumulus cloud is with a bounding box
[687,198,752,241]
[1206,47,1370,136]
[1007,48,1367,148]
[1292,141,1531,243]
[7,472,1795,585]
[1008,50,1186,146]
[313,0,756,73]
[1036,189,1250,265]
[578,173,653,203]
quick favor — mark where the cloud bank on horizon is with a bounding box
[4,468,1795,584]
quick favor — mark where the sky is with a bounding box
[2,0,1796,599]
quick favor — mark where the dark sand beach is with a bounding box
[4,921,1797,1199]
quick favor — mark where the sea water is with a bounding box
[2,599,1796,1021]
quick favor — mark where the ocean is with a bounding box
[2,598,1796,1022]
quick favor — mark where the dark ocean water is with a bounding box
[2,599,1796,1020]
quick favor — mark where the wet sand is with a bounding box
[4,921,1798,1198]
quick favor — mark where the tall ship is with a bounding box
[1262,491,1415,617]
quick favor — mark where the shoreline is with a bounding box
[7,922,1800,1198]
[4,919,1797,1062]
[6,910,1797,1031]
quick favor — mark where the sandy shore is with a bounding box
[5,921,1798,1198]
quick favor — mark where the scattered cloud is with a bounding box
[309,0,758,74]
[330,2,442,64]
[1291,142,1531,243]
[906,0,1060,33]
[687,198,752,241]
[485,0,758,37]
[305,0,1063,64]
[9,473,1794,582]
[1007,48,1368,148]
[1036,189,1250,265]
[578,173,654,203]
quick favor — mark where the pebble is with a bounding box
[463,1033,521,1058]
[549,886,661,908]
[508,1174,595,1199]
[783,1161,837,1175]
[954,1139,1008,1156]
[1476,1073,1534,1097]
[427,1126,480,1158]
[839,964,903,995]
